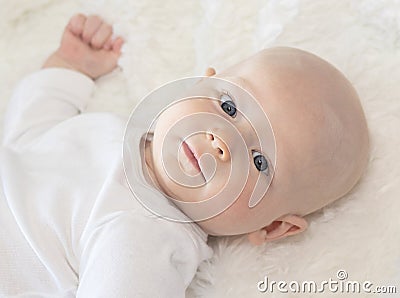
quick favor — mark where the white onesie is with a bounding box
[0,68,212,297]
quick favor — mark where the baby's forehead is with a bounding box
[192,76,275,135]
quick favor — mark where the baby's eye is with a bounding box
[252,150,269,173]
[220,93,237,118]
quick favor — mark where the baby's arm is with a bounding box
[77,214,200,297]
[2,14,124,149]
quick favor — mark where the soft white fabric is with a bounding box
[0,68,212,297]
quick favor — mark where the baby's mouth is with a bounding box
[179,140,207,180]
[182,141,201,172]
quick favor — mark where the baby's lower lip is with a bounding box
[182,141,201,173]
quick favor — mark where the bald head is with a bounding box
[147,46,370,241]
[218,47,370,217]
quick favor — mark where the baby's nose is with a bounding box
[205,132,230,162]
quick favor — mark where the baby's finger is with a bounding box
[91,23,112,49]
[112,37,124,54]
[82,15,103,44]
[67,14,86,37]
[103,37,113,50]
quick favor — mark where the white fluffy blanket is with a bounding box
[1,0,399,297]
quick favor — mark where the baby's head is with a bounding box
[144,47,369,245]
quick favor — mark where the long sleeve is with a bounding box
[76,212,211,298]
[2,68,95,149]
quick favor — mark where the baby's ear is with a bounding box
[247,215,308,246]
[204,67,216,77]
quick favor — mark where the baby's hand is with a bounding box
[43,14,124,80]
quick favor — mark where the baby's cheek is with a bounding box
[235,171,264,209]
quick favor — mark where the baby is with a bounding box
[0,14,369,297]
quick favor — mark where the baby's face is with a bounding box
[148,76,276,235]
[145,47,369,237]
